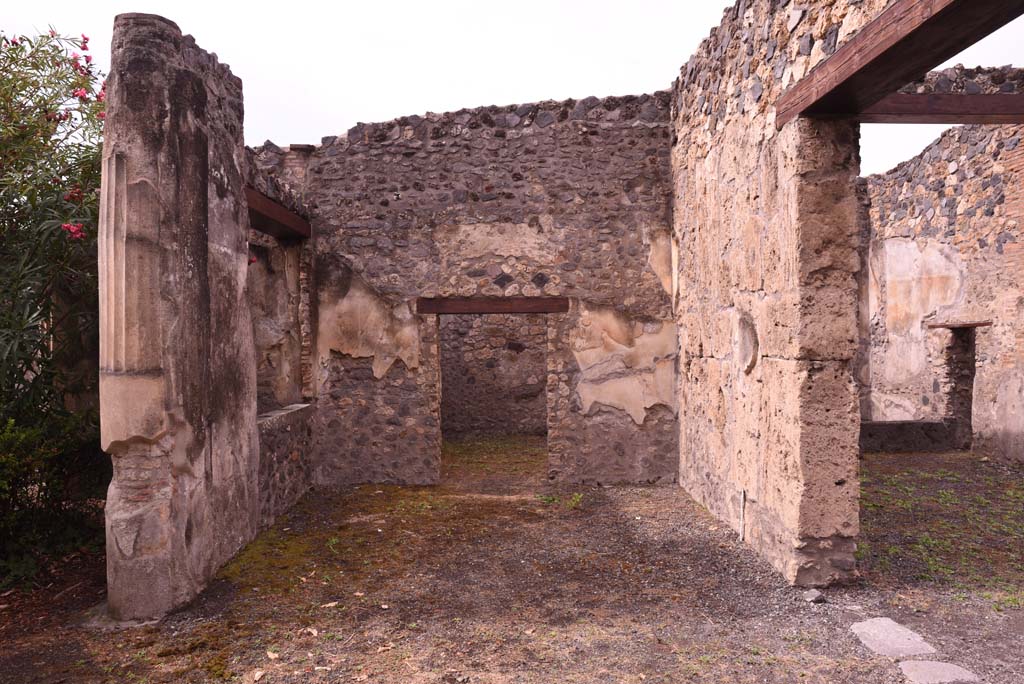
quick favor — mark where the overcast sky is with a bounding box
[5,1,1022,175]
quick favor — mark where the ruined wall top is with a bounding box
[325,92,669,150]
[670,0,891,148]
[245,144,310,218]
[901,65,1024,96]
[255,90,673,319]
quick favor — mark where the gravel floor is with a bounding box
[2,437,1021,683]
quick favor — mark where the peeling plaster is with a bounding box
[435,219,556,265]
[647,228,674,296]
[317,274,419,381]
[570,305,677,424]
[870,238,964,385]
[878,238,963,336]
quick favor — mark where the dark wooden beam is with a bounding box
[776,0,1024,127]
[860,93,1024,124]
[926,320,993,329]
[416,297,570,315]
[245,186,311,240]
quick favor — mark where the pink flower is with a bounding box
[81,34,89,50]
[61,222,86,240]
[95,89,105,102]
[85,54,92,64]
[71,52,80,60]
[9,37,18,46]
[49,30,57,37]
[97,111,106,120]
[72,88,88,100]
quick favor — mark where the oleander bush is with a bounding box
[0,28,109,585]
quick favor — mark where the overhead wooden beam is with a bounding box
[245,186,311,240]
[926,320,993,329]
[776,0,1024,127]
[860,93,1024,124]
[416,297,570,315]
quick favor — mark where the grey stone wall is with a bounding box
[258,93,679,486]
[257,404,315,528]
[309,254,441,485]
[901,65,1024,95]
[547,303,678,485]
[864,121,1024,463]
[440,314,547,436]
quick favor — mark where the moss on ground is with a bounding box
[859,451,1024,609]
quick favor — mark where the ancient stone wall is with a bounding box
[258,93,678,485]
[99,14,261,619]
[670,0,890,585]
[312,256,442,485]
[547,303,678,484]
[440,314,547,437]
[864,120,1024,463]
[256,404,315,528]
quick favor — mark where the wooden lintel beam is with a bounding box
[416,297,570,315]
[245,186,311,240]
[926,320,993,329]
[859,93,1024,124]
[776,0,1024,128]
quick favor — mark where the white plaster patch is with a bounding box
[435,220,555,265]
[870,238,964,386]
[647,228,673,295]
[317,275,419,381]
[570,305,677,424]
[878,239,962,336]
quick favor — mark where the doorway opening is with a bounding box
[856,120,1022,594]
[420,296,569,494]
[439,312,548,494]
[860,323,980,454]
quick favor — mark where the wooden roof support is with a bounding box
[776,0,1024,127]
[245,186,311,240]
[416,297,570,315]
[860,93,1024,124]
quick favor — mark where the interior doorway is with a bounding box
[440,313,547,438]
[420,297,567,493]
[860,323,981,453]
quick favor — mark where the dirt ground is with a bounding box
[2,437,1022,683]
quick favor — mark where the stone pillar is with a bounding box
[780,118,863,584]
[99,13,259,620]
[674,115,862,587]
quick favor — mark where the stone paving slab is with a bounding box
[850,617,937,658]
[899,660,980,683]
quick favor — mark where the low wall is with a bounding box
[257,404,315,527]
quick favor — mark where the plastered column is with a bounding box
[99,13,259,620]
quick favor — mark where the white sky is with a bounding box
[5,1,1022,176]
